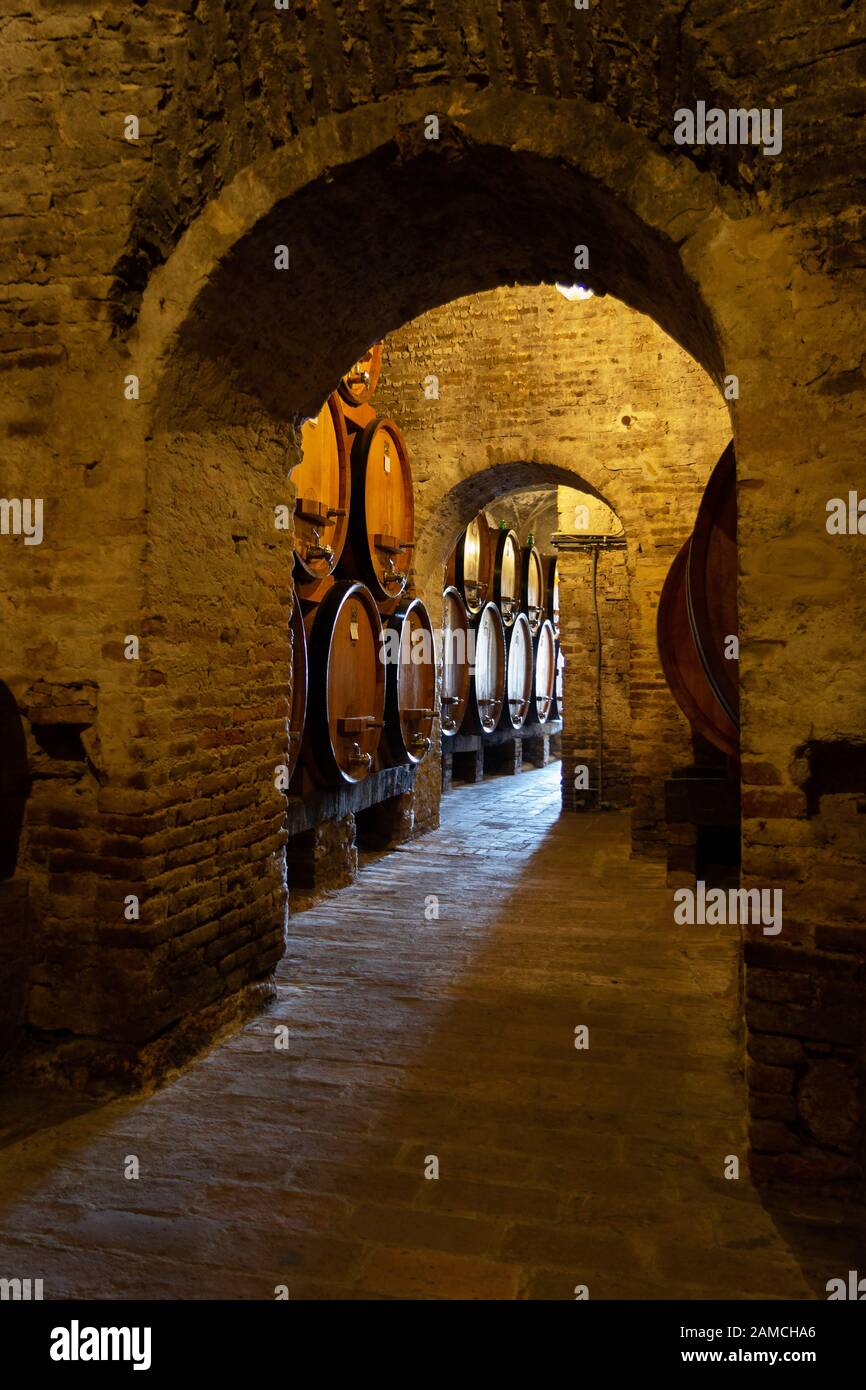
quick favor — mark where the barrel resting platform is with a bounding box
[442,718,562,790]
[286,764,417,909]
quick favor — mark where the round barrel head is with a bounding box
[468,601,506,734]
[521,544,546,634]
[455,515,492,615]
[302,580,386,786]
[294,394,351,582]
[347,417,415,604]
[502,612,533,729]
[382,598,436,765]
[441,586,470,736]
[532,618,556,724]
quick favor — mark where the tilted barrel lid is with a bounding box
[500,611,533,730]
[344,416,415,605]
[454,515,492,615]
[293,394,351,598]
[550,641,564,719]
[491,527,523,627]
[465,600,506,734]
[302,580,386,786]
[545,555,560,638]
[521,543,546,634]
[381,597,436,766]
[441,586,470,737]
[531,618,556,725]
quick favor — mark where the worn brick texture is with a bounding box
[1,2,865,1185]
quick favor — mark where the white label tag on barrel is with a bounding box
[383,440,391,475]
[349,605,360,643]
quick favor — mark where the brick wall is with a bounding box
[1,2,865,1185]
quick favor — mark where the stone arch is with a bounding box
[132,86,738,432]
[15,75,864,1152]
[413,459,619,592]
[120,98,748,1035]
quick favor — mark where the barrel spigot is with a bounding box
[306,528,334,562]
[348,741,372,770]
[382,555,404,587]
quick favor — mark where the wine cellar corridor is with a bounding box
[1,765,858,1301]
[2,1,866,1315]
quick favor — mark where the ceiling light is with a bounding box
[555,283,594,301]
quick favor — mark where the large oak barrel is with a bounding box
[500,611,533,730]
[530,619,556,725]
[657,442,739,758]
[687,441,738,728]
[294,395,351,598]
[302,581,386,785]
[344,417,414,604]
[382,597,436,765]
[444,545,456,590]
[441,586,470,736]
[657,539,738,758]
[454,515,492,615]
[464,601,506,734]
[287,597,308,783]
[521,544,546,635]
[490,527,522,626]
[550,643,564,720]
[545,555,560,638]
[338,343,382,407]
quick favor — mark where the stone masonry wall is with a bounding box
[2,2,865,1190]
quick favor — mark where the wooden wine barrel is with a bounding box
[338,343,382,407]
[545,555,560,638]
[454,515,492,615]
[343,417,414,605]
[294,395,351,600]
[441,586,470,737]
[444,545,457,590]
[464,601,506,734]
[657,539,738,758]
[500,611,533,730]
[687,441,738,727]
[382,598,436,766]
[301,581,386,786]
[521,544,546,635]
[550,642,564,720]
[490,527,522,626]
[287,597,308,783]
[530,619,556,725]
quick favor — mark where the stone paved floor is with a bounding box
[0,764,859,1299]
